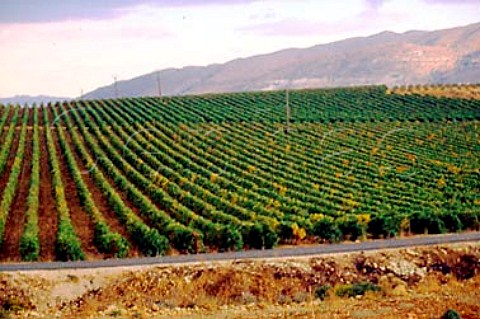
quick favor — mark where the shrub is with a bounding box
[457,210,479,231]
[442,309,461,319]
[368,213,403,238]
[335,282,380,298]
[242,222,278,249]
[93,223,130,258]
[55,221,85,261]
[312,217,341,243]
[409,209,446,234]
[278,221,294,241]
[19,233,40,262]
[217,225,243,251]
[336,215,363,241]
[241,223,263,249]
[167,225,204,253]
[439,211,463,232]
[262,223,279,249]
[315,285,331,300]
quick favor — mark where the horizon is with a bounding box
[0,0,479,99]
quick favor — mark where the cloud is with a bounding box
[423,0,480,3]
[365,0,388,9]
[0,0,258,24]
[240,19,328,37]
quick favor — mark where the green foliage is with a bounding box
[442,309,461,319]
[217,225,243,251]
[439,211,463,232]
[314,285,331,300]
[0,108,27,247]
[409,209,446,234]
[312,217,341,243]
[20,107,40,261]
[167,224,204,253]
[1,85,479,258]
[335,282,380,298]
[336,215,364,241]
[44,107,85,261]
[55,221,85,261]
[368,213,403,238]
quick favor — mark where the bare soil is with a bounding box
[0,109,22,191]
[1,242,479,319]
[62,125,141,258]
[37,126,58,261]
[51,127,103,260]
[0,125,33,261]
[0,107,13,143]
[60,104,158,253]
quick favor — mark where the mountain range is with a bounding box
[2,22,479,104]
[0,95,71,106]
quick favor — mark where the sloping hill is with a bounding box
[84,22,480,99]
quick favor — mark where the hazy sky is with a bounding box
[0,0,479,98]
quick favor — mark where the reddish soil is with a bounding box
[0,122,33,261]
[37,106,44,126]
[37,124,58,261]
[62,126,141,257]
[0,109,23,194]
[61,104,155,256]
[27,107,34,127]
[51,124,103,260]
[0,107,12,139]
[0,107,14,138]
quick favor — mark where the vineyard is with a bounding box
[0,85,479,261]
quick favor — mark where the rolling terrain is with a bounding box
[84,22,480,99]
[0,85,479,262]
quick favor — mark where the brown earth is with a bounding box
[61,120,141,258]
[59,104,159,253]
[0,109,23,191]
[50,122,102,260]
[0,107,13,141]
[1,243,479,319]
[37,124,58,261]
[0,124,33,262]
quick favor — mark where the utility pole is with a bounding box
[113,75,119,98]
[156,71,162,97]
[285,88,290,134]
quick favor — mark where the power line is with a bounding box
[285,88,290,134]
[113,75,119,98]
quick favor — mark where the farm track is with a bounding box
[0,126,33,261]
[0,231,479,271]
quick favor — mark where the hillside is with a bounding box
[0,86,479,262]
[84,22,480,99]
[0,95,70,106]
[3,243,480,319]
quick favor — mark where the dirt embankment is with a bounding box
[1,243,480,319]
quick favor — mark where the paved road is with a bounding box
[1,232,479,272]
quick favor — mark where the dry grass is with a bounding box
[3,243,480,319]
[390,84,480,100]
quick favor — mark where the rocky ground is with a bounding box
[1,242,479,319]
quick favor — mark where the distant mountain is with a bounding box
[0,95,71,106]
[84,22,480,99]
